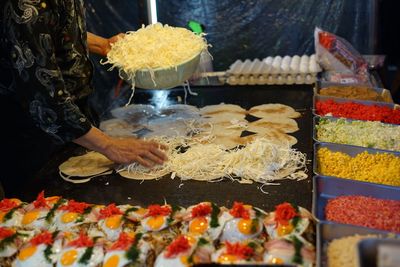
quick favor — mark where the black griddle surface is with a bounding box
[20,84,314,211]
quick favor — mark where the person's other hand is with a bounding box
[87,32,125,57]
[104,137,167,168]
[104,33,125,55]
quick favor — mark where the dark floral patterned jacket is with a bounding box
[0,0,94,143]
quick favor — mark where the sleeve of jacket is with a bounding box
[5,2,92,144]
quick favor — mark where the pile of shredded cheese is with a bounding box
[118,136,308,191]
[103,23,207,82]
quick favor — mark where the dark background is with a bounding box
[85,0,400,115]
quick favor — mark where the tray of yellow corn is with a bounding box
[313,142,400,187]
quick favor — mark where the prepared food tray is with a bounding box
[0,192,316,267]
[312,175,400,222]
[312,94,400,124]
[314,82,393,103]
[312,142,400,186]
[313,116,400,152]
[317,222,398,267]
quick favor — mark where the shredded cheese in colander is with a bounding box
[102,23,207,82]
[118,136,308,192]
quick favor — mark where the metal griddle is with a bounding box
[19,84,314,211]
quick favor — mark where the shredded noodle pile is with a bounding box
[118,136,308,190]
[103,23,207,82]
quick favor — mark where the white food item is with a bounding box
[290,55,300,73]
[56,245,103,267]
[104,23,206,76]
[141,215,170,232]
[271,56,282,74]
[102,250,131,267]
[264,56,274,66]
[220,218,263,242]
[98,215,124,242]
[281,56,291,73]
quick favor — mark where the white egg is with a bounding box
[220,218,263,242]
[265,216,310,239]
[264,56,274,66]
[13,244,54,267]
[141,215,169,232]
[154,251,189,267]
[102,250,131,267]
[211,246,249,264]
[281,56,291,72]
[20,209,50,230]
[300,55,309,65]
[56,245,103,267]
[0,242,18,258]
[299,62,309,73]
[263,250,294,265]
[183,204,230,241]
[0,210,23,228]
[53,211,83,232]
[271,56,282,73]
[124,206,148,222]
[98,215,124,241]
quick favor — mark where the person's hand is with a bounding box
[73,127,167,168]
[104,33,125,55]
[87,32,125,57]
[103,136,168,167]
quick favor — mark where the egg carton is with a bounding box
[226,54,322,85]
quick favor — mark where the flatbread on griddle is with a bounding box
[235,130,298,147]
[201,113,247,124]
[199,121,246,136]
[59,151,114,177]
[199,104,247,116]
[247,117,299,133]
[248,104,301,119]
[211,135,242,149]
[118,168,170,180]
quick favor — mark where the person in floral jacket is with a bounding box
[0,0,167,195]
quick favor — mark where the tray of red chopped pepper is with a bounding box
[313,94,400,124]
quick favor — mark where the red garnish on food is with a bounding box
[33,191,50,209]
[0,199,19,212]
[229,202,250,219]
[165,236,191,258]
[191,203,212,218]
[30,231,53,245]
[225,241,254,259]
[0,227,15,239]
[68,232,94,247]
[99,203,123,219]
[109,232,135,251]
[275,202,298,226]
[60,200,91,214]
[146,205,172,217]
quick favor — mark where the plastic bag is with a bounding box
[315,27,369,82]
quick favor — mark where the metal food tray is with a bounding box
[317,222,399,267]
[314,81,394,103]
[195,264,295,267]
[312,94,399,117]
[312,142,400,176]
[312,116,400,151]
[312,175,400,222]
[357,238,400,267]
